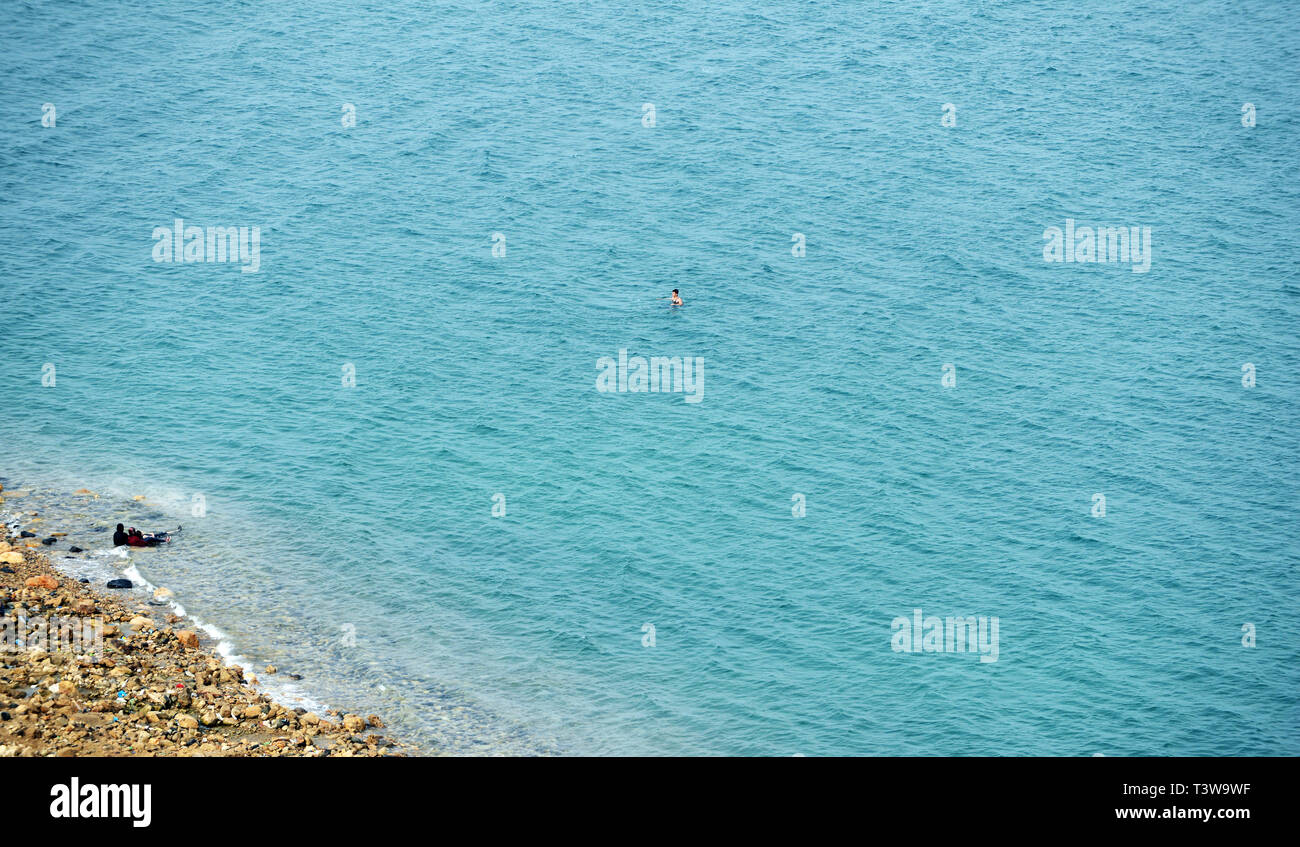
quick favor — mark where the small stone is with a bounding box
[264,665,277,674]
[342,714,366,733]
[106,579,133,589]
[24,575,59,590]
[175,630,200,649]
[366,715,384,728]
[175,714,199,729]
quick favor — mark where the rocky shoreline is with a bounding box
[0,491,407,757]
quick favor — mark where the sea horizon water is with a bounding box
[1,0,1297,755]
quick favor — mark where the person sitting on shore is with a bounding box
[122,526,174,548]
[113,523,128,547]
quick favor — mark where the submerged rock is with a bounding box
[106,579,133,589]
[68,546,83,553]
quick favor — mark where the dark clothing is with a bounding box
[113,530,129,547]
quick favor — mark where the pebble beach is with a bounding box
[0,482,406,757]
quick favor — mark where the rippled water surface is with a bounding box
[1,0,1297,755]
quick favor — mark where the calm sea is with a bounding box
[1,0,1297,754]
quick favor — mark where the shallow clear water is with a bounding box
[1,0,1297,755]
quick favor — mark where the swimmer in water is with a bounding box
[670,289,683,305]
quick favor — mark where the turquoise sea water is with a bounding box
[1,0,1297,755]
